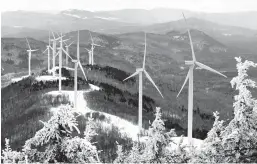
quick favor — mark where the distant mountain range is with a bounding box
[2,8,257,31]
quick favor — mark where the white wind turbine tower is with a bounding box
[71,30,87,111]
[43,31,53,72]
[89,31,102,65]
[84,47,92,65]
[177,13,227,146]
[50,31,61,76]
[57,32,69,91]
[64,40,74,66]
[123,33,164,133]
[25,38,38,76]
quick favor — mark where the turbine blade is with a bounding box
[177,68,191,97]
[51,31,56,39]
[123,70,140,81]
[84,48,90,52]
[63,38,70,42]
[48,31,51,45]
[78,62,87,81]
[143,32,147,69]
[89,31,94,44]
[195,61,227,78]
[31,49,38,52]
[93,44,102,47]
[68,41,74,47]
[49,46,53,51]
[77,30,80,59]
[43,48,47,53]
[182,13,196,61]
[188,30,196,61]
[144,70,164,98]
[25,38,31,50]
[62,48,73,60]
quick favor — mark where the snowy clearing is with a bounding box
[11,75,29,82]
[35,75,67,82]
[46,83,139,140]
[168,137,203,150]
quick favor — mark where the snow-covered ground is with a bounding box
[35,75,67,82]
[45,83,203,148]
[48,66,74,74]
[11,75,29,82]
[46,84,139,140]
[167,137,203,151]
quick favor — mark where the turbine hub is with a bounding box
[72,59,78,63]
[136,68,144,72]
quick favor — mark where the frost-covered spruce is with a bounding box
[220,57,257,162]
[22,105,100,163]
[193,57,257,163]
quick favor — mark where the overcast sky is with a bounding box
[1,0,257,13]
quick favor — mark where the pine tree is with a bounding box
[193,57,257,163]
[192,111,225,163]
[1,138,22,163]
[22,105,100,163]
[220,57,257,162]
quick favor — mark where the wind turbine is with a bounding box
[89,31,102,65]
[123,33,164,133]
[177,13,227,147]
[64,40,74,66]
[43,31,53,72]
[71,30,87,111]
[84,47,92,65]
[25,38,38,76]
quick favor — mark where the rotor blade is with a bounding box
[188,30,196,61]
[92,44,102,47]
[177,67,191,98]
[25,38,31,50]
[49,46,53,51]
[195,61,227,78]
[78,62,87,81]
[51,31,56,39]
[182,13,196,61]
[56,32,60,37]
[143,32,147,69]
[31,49,38,52]
[84,48,90,52]
[143,70,164,98]
[123,70,140,81]
[43,48,48,53]
[62,38,70,42]
[62,48,73,60]
[77,30,80,59]
[89,31,94,44]
[67,41,74,47]
[48,31,51,45]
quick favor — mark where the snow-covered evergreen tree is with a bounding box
[113,142,126,163]
[193,57,257,163]
[114,107,180,163]
[22,105,100,163]
[220,57,257,162]
[1,138,23,163]
[61,113,100,163]
[192,111,225,163]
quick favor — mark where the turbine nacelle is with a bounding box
[72,59,78,63]
[136,68,144,72]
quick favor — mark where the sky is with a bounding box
[1,0,257,13]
